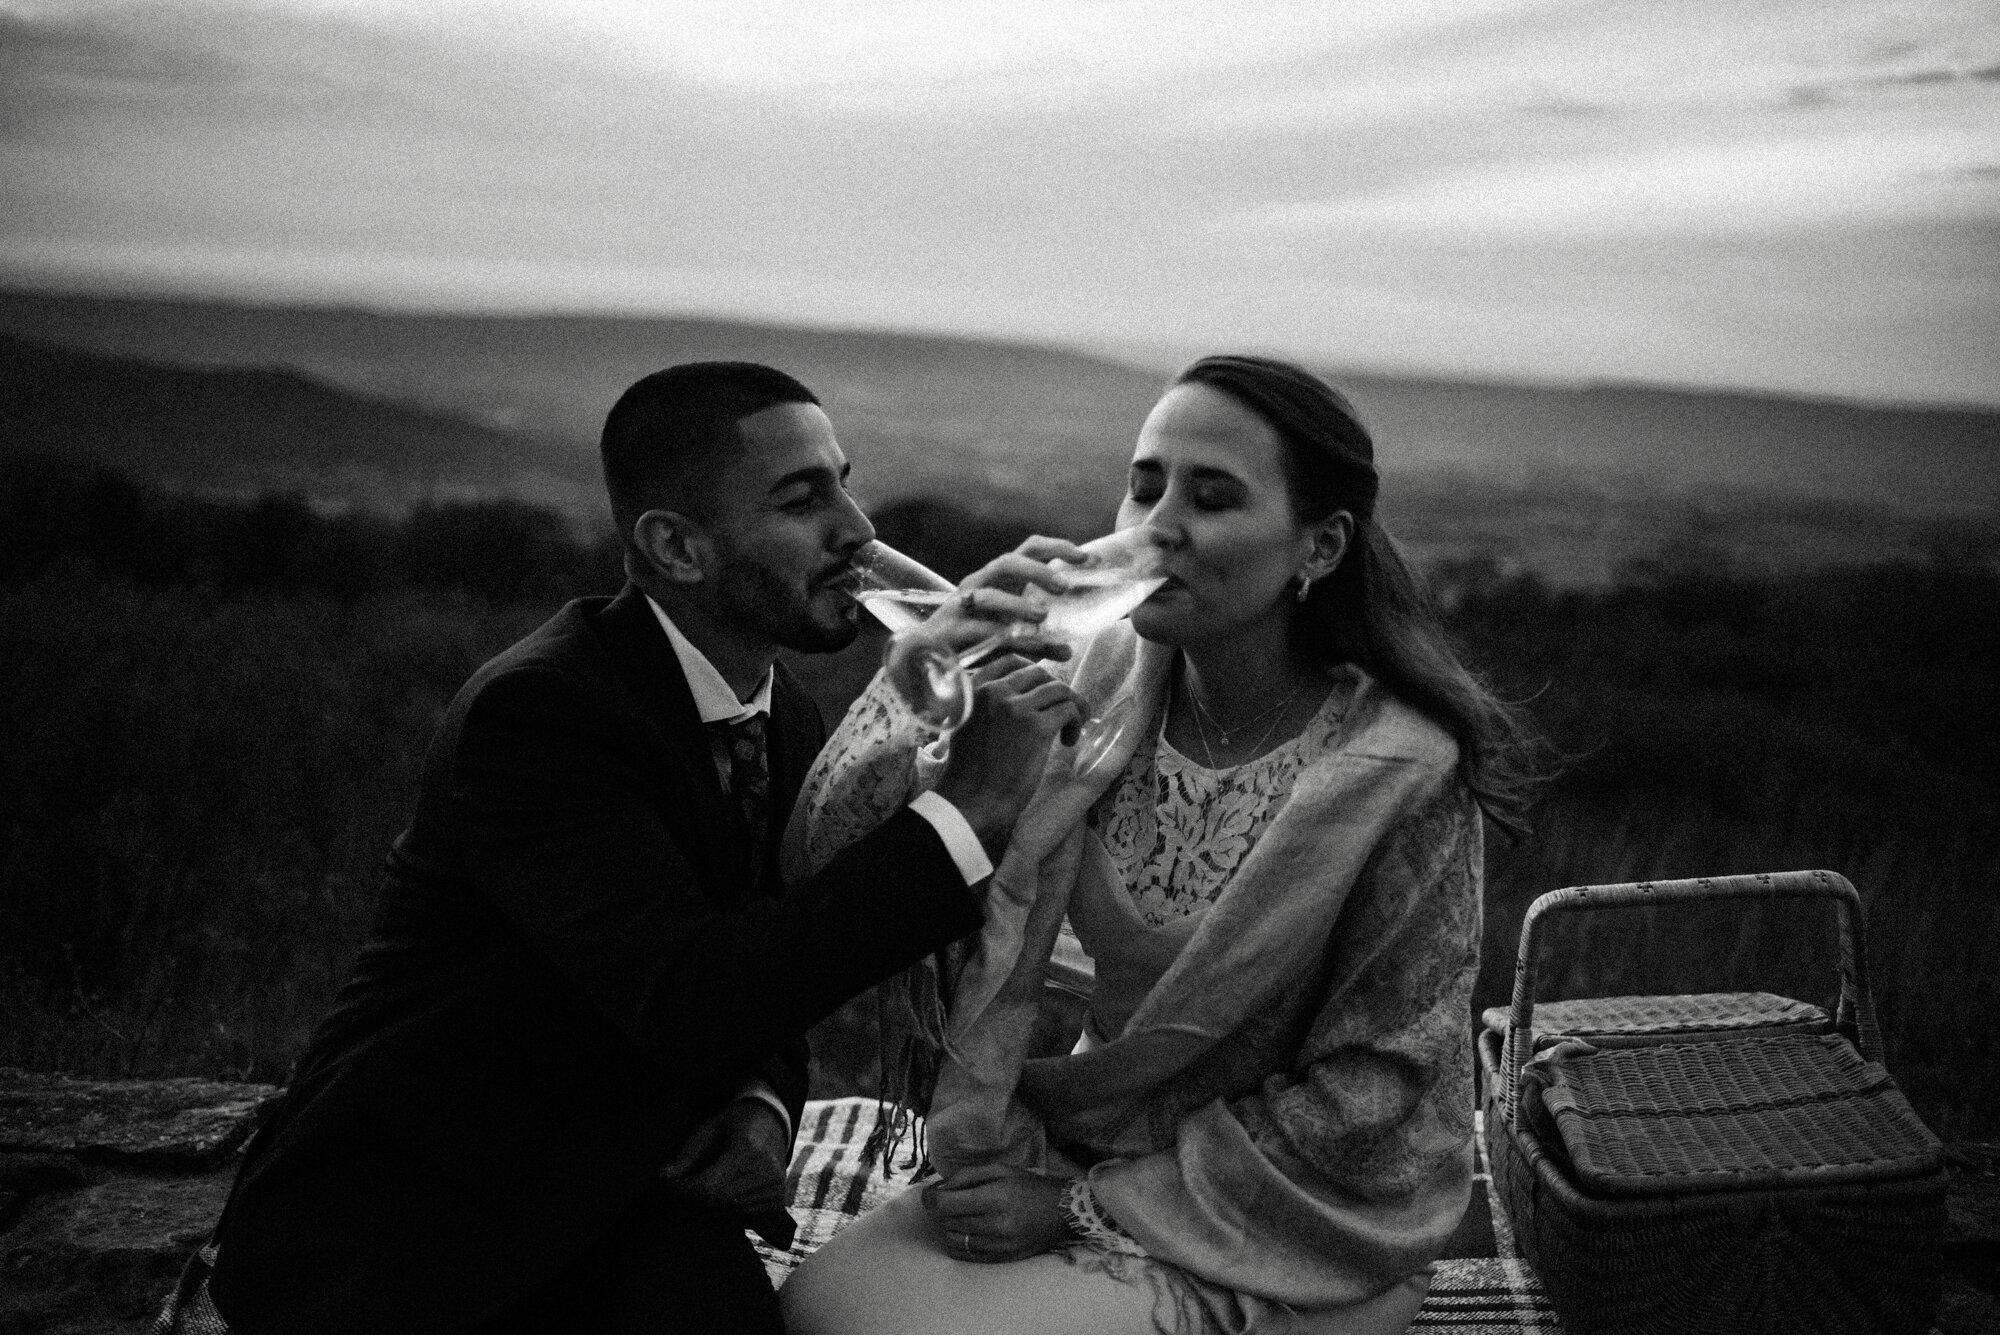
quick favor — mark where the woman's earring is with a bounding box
[1295,573,1314,603]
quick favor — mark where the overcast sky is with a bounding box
[2,0,1996,405]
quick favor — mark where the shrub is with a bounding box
[2,474,1991,1136]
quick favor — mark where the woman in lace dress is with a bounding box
[780,356,1536,1335]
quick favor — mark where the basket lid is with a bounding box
[1481,991,1829,1045]
[1536,1032,1942,1197]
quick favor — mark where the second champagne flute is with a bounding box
[846,532,1167,764]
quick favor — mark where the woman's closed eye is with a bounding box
[1127,465,1245,509]
[1188,476,1245,510]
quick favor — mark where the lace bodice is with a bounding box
[1088,684,1349,927]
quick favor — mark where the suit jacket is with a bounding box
[208,584,981,1334]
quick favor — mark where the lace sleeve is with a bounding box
[786,668,947,880]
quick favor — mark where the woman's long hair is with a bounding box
[1177,355,1543,837]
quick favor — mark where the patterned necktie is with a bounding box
[711,713,771,872]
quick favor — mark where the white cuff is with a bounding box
[733,1080,794,1146]
[907,790,995,886]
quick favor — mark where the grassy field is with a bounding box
[3,460,1994,1136]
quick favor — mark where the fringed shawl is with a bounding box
[784,622,1482,1315]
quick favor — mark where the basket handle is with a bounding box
[1500,869,1879,1129]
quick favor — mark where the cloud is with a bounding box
[0,7,244,141]
[8,0,1546,116]
[1233,128,2000,242]
[1181,0,2000,138]
[0,0,1995,404]
[317,0,1539,97]
[0,9,236,95]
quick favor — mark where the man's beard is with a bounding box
[714,559,860,655]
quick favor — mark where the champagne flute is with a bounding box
[851,541,958,634]
[851,539,1108,731]
[941,525,1167,671]
[849,541,980,730]
[1018,527,1167,778]
[850,532,1168,762]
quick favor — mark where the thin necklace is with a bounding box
[1182,674,1307,748]
[1179,674,1308,769]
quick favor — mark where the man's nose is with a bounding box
[831,489,875,552]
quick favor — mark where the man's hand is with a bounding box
[922,1162,1079,1263]
[659,1098,790,1220]
[931,659,1084,852]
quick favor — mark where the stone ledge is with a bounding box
[0,1068,274,1334]
[0,1071,1995,1335]
[3,1166,236,1331]
[0,1068,279,1171]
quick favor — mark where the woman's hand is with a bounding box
[930,656,1085,853]
[889,535,1090,669]
[921,1162,1079,1264]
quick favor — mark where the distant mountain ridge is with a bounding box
[0,289,1165,534]
[2,288,1992,525]
[0,333,602,514]
[1330,371,1999,516]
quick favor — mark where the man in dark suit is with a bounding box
[173,363,1083,1333]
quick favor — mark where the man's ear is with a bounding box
[631,509,709,585]
[1303,510,1354,584]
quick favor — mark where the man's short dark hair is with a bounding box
[600,362,820,538]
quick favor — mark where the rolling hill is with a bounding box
[1,288,1993,582]
[0,333,601,516]
[0,290,1163,535]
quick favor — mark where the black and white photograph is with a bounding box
[1,2,1995,1332]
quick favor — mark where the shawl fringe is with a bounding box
[864,947,957,1173]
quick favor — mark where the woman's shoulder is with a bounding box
[1323,664,1461,779]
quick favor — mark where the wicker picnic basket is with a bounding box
[1481,870,1947,1335]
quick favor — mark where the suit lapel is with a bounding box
[591,584,745,897]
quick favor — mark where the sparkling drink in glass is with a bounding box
[850,540,958,632]
[1024,526,1169,643]
[845,531,1169,758]
[847,540,975,728]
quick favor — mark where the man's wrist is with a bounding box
[908,791,996,883]
[732,1082,794,1148]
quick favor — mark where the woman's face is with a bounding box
[1118,382,1317,649]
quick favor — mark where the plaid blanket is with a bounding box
[759,1098,1564,1332]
